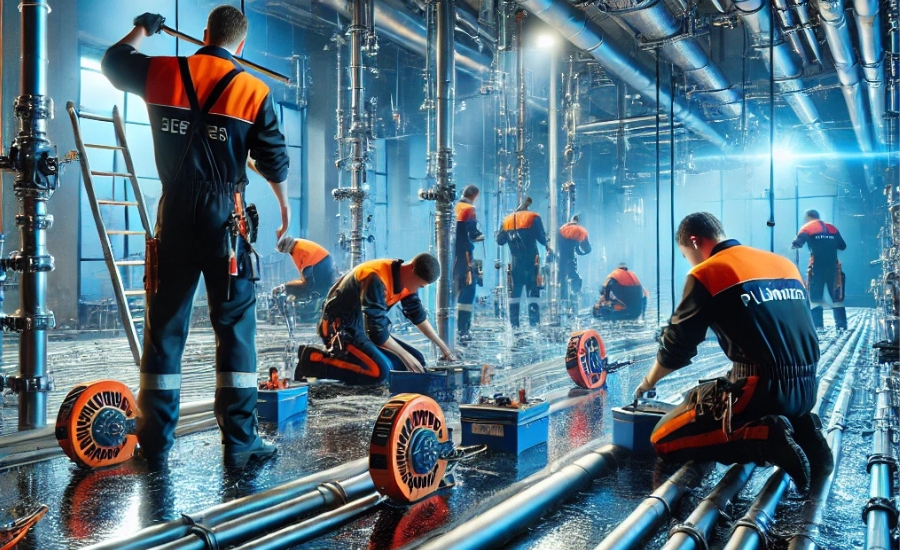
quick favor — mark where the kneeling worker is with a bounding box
[634,212,832,492]
[273,235,337,311]
[295,253,454,385]
[592,264,647,320]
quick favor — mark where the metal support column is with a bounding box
[515,9,527,204]
[547,48,559,320]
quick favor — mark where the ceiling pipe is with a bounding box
[596,0,743,119]
[771,0,813,68]
[814,0,876,152]
[853,0,887,144]
[788,0,826,67]
[576,114,669,132]
[516,0,727,148]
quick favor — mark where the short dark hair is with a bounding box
[676,212,726,245]
[207,5,248,48]
[805,209,820,220]
[411,253,441,284]
[462,185,479,199]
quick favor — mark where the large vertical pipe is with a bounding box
[547,48,559,318]
[515,10,527,204]
[347,0,368,267]
[434,0,456,343]
[864,383,895,550]
[563,56,578,221]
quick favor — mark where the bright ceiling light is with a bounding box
[536,33,558,49]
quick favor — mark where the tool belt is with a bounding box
[690,377,745,436]
[730,362,816,381]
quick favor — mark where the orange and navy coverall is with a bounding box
[453,198,482,336]
[283,239,336,300]
[102,44,289,455]
[650,240,822,468]
[296,259,427,385]
[557,222,591,300]
[497,211,548,327]
[792,220,847,329]
[593,267,647,320]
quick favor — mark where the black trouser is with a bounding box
[509,255,540,328]
[558,259,582,301]
[807,264,846,329]
[651,365,818,467]
[284,256,335,300]
[456,275,476,336]
[139,191,260,455]
[296,337,425,385]
[592,296,646,320]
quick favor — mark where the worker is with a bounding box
[634,212,831,493]
[496,197,550,328]
[272,235,337,322]
[453,185,485,342]
[294,253,455,385]
[592,264,648,320]
[792,209,847,331]
[102,7,290,470]
[557,215,591,304]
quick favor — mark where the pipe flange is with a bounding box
[13,94,53,121]
[1,312,56,332]
[7,375,54,393]
[669,522,709,550]
[866,453,899,474]
[729,509,773,547]
[15,213,54,231]
[862,496,899,529]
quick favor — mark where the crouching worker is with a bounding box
[592,263,647,320]
[634,212,832,492]
[272,235,337,322]
[295,253,455,385]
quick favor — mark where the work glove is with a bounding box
[633,376,655,401]
[133,13,166,35]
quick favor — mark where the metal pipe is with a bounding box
[599,0,743,119]
[662,463,756,550]
[853,0,887,143]
[347,0,368,267]
[84,458,370,550]
[232,492,383,550]
[814,0,875,152]
[515,9,527,204]
[577,114,669,132]
[153,474,376,550]
[547,47,559,319]
[788,0,825,66]
[517,0,727,148]
[864,382,895,550]
[772,0,812,68]
[416,445,625,550]
[594,462,707,550]
[723,469,792,550]
[562,56,578,220]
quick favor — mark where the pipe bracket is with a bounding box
[181,513,221,550]
[3,374,54,394]
[669,521,710,550]
[730,509,773,547]
[866,453,899,474]
[862,496,899,529]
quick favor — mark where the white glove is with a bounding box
[633,376,654,400]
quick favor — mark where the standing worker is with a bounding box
[592,263,648,320]
[102,6,291,469]
[634,213,831,492]
[272,235,337,322]
[295,253,455,385]
[453,185,484,342]
[791,209,847,331]
[496,197,551,328]
[556,215,592,305]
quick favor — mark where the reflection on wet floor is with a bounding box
[0,308,878,549]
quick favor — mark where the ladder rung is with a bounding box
[131,317,145,324]
[85,143,125,151]
[124,290,145,296]
[78,111,115,123]
[107,230,146,235]
[97,200,139,207]
[115,260,144,266]
[91,170,134,178]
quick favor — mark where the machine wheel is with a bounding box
[55,380,138,469]
[565,330,608,389]
[369,394,449,504]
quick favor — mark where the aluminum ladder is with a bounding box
[67,101,153,367]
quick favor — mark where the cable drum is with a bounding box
[55,380,138,468]
[565,330,609,389]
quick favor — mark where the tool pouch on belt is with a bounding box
[535,255,544,290]
[144,236,159,294]
[691,377,744,435]
[474,259,484,287]
[835,261,846,302]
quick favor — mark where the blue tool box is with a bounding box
[459,400,550,454]
[611,405,666,454]
[389,363,483,403]
[257,384,308,424]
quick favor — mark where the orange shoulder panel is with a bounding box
[691,245,803,296]
[609,268,640,286]
[559,224,587,242]
[502,211,538,230]
[145,57,188,109]
[455,202,476,222]
[799,220,825,236]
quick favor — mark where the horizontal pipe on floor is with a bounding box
[723,468,792,550]
[416,445,626,550]
[85,457,370,550]
[594,462,708,550]
[864,382,895,550]
[232,492,384,550]
[815,313,869,416]
[153,473,376,550]
[661,463,756,550]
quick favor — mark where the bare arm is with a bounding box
[249,158,290,239]
[415,319,454,360]
[115,26,149,48]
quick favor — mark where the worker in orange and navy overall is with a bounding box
[294,253,455,385]
[592,264,648,320]
[557,215,591,303]
[634,213,832,492]
[453,185,485,342]
[496,197,550,328]
[274,235,337,304]
[102,7,290,469]
[791,209,847,331]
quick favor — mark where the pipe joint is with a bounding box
[863,496,899,528]
[332,188,369,201]
[0,312,55,332]
[1,373,54,394]
[730,508,774,547]
[866,453,899,474]
[669,521,710,550]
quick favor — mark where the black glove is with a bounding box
[133,13,166,35]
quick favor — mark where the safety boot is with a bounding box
[833,307,847,331]
[810,307,824,330]
[224,437,277,469]
[759,415,811,492]
[790,413,834,482]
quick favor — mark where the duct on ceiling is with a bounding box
[516,0,727,148]
[852,0,887,144]
[597,0,743,120]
